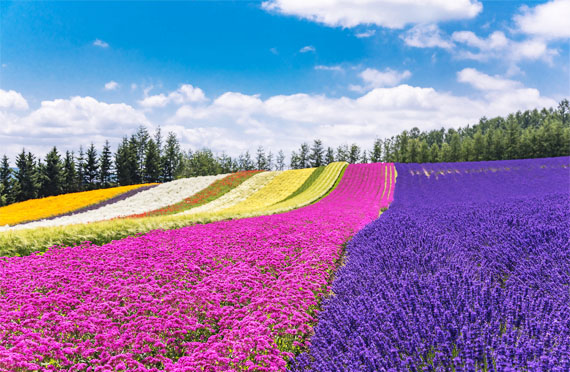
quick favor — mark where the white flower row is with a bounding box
[5,175,227,231]
[182,171,280,216]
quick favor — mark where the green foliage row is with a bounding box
[279,166,326,203]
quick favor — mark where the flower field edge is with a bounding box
[0,183,158,227]
[4,174,230,232]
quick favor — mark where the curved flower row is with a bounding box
[213,168,315,216]
[0,183,157,228]
[0,163,395,371]
[6,175,227,231]
[291,157,570,371]
[181,171,280,216]
[260,162,347,217]
[126,171,262,218]
[0,163,346,256]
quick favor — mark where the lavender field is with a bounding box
[292,157,570,371]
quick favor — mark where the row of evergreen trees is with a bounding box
[1,100,568,206]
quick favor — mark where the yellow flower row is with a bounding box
[214,168,315,216]
[263,162,347,215]
[182,171,280,215]
[0,184,156,227]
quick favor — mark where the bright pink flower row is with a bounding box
[0,163,395,371]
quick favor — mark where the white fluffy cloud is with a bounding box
[104,81,119,91]
[355,29,376,38]
[138,84,207,108]
[405,26,558,68]
[262,0,482,29]
[457,68,520,91]
[350,68,411,92]
[0,89,29,110]
[452,30,508,50]
[1,76,557,162]
[93,39,109,48]
[514,0,570,40]
[457,68,556,114]
[402,24,454,49]
[451,30,557,64]
[0,95,149,161]
[299,45,316,53]
[167,74,555,155]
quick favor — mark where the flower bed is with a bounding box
[0,183,156,228]
[0,163,395,371]
[291,157,570,371]
[127,171,262,218]
[6,175,226,231]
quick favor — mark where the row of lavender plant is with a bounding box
[292,157,570,371]
[0,163,395,371]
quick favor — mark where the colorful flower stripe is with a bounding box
[181,171,280,216]
[214,168,315,216]
[0,183,156,227]
[291,157,570,371]
[279,166,325,204]
[0,165,344,256]
[126,171,262,218]
[379,163,396,211]
[262,162,347,216]
[33,184,159,222]
[5,175,227,231]
[0,163,394,371]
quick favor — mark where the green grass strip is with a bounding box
[278,166,325,203]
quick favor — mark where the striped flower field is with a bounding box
[0,158,568,371]
[0,163,394,371]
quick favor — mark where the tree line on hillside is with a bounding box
[1,100,569,207]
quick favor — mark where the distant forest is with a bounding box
[1,99,569,206]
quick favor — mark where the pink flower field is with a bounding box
[0,163,395,371]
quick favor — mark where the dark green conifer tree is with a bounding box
[99,140,113,188]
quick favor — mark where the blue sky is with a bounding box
[0,0,569,161]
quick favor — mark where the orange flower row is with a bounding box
[0,184,156,227]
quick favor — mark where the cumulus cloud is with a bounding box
[93,39,109,48]
[299,45,316,53]
[402,24,454,49]
[350,68,411,92]
[262,0,482,29]
[457,68,555,113]
[138,84,207,108]
[355,30,376,38]
[405,26,558,67]
[457,68,521,91]
[451,30,557,64]
[0,95,149,161]
[0,89,29,110]
[514,0,570,40]
[452,30,508,50]
[104,81,119,91]
[167,77,555,156]
[10,96,148,137]
[1,78,557,162]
